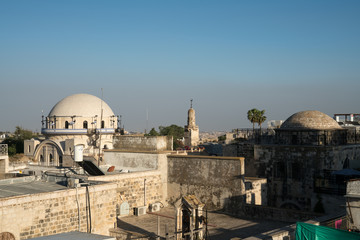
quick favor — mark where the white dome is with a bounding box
[48,93,115,117]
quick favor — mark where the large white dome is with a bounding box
[48,93,115,117]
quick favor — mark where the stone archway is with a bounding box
[0,232,15,240]
[33,140,64,166]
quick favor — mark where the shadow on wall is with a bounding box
[222,195,246,213]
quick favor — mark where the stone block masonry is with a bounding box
[167,155,245,210]
[89,170,165,214]
[0,182,117,240]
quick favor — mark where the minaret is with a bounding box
[184,99,199,147]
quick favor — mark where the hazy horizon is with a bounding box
[1,1,359,133]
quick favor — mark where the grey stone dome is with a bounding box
[280,110,341,130]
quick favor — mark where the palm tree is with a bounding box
[247,108,259,134]
[257,109,267,131]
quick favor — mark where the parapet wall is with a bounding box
[167,155,245,210]
[104,151,161,170]
[0,182,117,239]
[113,136,173,151]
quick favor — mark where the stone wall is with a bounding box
[254,144,360,212]
[235,204,322,223]
[223,142,256,177]
[167,155,245,210]
[0,155,8,174]
[104,150,165,171]
[0,182,117,240]
[113,136,173,151]
[346,180,360,231]
[89,170,166,213]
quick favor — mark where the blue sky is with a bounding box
[1,0,359,132]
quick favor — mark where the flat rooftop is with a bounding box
[116,207,290,239]
[0,176,68,198]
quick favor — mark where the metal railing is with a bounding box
[0,144,8,156]
[321,215,348,230]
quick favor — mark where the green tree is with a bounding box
[257,109,267,131]
[159,124,184,149]
[145,128,159,136]
[247,108,259,133]
[218,135,226,142]
[3,126,35,156]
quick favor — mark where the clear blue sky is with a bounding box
[1,0,359,132]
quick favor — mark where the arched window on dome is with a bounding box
[83,121,88,129]
[101,121,105,128]
[65,121,69,129]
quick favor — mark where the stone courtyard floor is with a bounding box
[116,207,291,239]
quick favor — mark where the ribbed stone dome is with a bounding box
[48,93,115,117]
[280,110,341,130]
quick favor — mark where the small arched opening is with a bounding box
[65,121,69,129]
[49,153,54,166]
[40,155,44,165]
[83,121,88,129]
[0,232,15,240]
[101,120,105,128]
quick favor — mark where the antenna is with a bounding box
[146,108,149,134]
[98,88,104,166]
[41,110,44,128]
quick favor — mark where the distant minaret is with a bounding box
[184,99,199,147]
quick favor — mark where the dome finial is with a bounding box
[190,98,193,109]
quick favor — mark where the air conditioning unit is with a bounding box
[149,202,161,212]
[134,206,147,216]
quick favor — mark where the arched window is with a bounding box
[40,155,44,165]
[83,121,88,129]
[49,154,53,166]
[65,121,69,129]
[101,120,105,128]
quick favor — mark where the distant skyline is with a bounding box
[1,1,359,132]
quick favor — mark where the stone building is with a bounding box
[255,110,360,212]
[24,93,119,166]
[346,179,360,232]
[184,100,199,147]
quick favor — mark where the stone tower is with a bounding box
[184,99,199,147]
